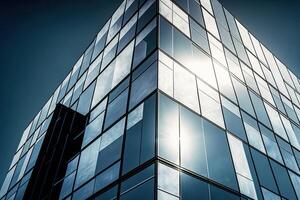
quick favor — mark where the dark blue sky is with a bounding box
[0,0,299,185]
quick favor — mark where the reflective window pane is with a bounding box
[158,94,179,164]
[181,172,209,200]
[180,107,207,176]
[158,163,179,197]
[203,119,238,190]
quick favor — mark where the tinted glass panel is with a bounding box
[203,119,238,190]
[181,173,209,200]
[270,160,297,200]
[180,107,207,176]
[158,94,179,164]
[251,148,278,193]
[210,185,240,200]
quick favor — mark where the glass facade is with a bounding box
[1,0,300,199]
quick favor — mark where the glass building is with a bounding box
[1,0,300,199]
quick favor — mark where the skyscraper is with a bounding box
[1,0,300,199]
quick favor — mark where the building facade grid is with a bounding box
[1,0,300,199]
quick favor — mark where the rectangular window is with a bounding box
[75,138,100,189]
[190,18,210,54]
[174,62,199,113]
[202,8,220,39]
[173,28,192,69]
[203,119,238,190]
[264,103,288,141]
[188,0,204,26]
[247,50,264,77]
[59,172,76,199]
[84,52,102,89]
[280,115,300,150]
[250,34,267,66]
[118,14,137,52]
[191,45,217,88]
[158,163,179,197]
[214,62,237,103]
[123,94,156,174]
[91,41,134,109]
[197,79,224,128]
[270,160,298,200]
[158,94,179,164]
[121,165,154,199]
[92,20,109,60]
[94,161,120,193]
[96,119,125,173]
[180,106,207,176]
[104,88,128,130]
[73,179,95,200]
[159,0,190,37]
[77,81,96,115]
[232,77,255,117]
[79,41,94,77]
[124,0,138,24]
[181,172,209,199]
[133,18,157,68]
[158,59,173,97]
[91,61,114,108]
[82,110,104,148]
[173,3,190,37]
[159,16,173,56]
[218,24,235,53]
[249,91,272,129]
[251,148,279,193]
[121,178,154,200]
[102,35,119,69]
[71,72,86,105]
[241,111,266,153]
[112,40,134,88]
[260,124,283,164]
[137,0,156,32]
[94,185,117,200]
[236,20,255,54]
[225,49,244,81]
[255,74,275,106]
[129,61,157,109]
[222,97,247,142]
[261,187,281,200]
[0,167,16,198]
[209,35,227,67]
[107,1,125,42]
[227,133,258,199]
[233,35,251,64]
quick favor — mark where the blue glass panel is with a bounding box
[104,89,128,129]
[203,119,238,190]
[140,93,156,162]
[210,185,240,200]
[159,17,173,56]
[123,121,142,174]
[250,148,278,193]
[73,179,95,200]
[223,107,247,142]
[120,179,154,200]
[180,106,207,177]
[158,94,179,164]
[188,0,204,26]
[95,186,118,200]
[59,172,76,199]
[129,63,157,109]
[94,162,120,193]
[270,160,297,200]
[181,173,209,200]
[121,165,154,193]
